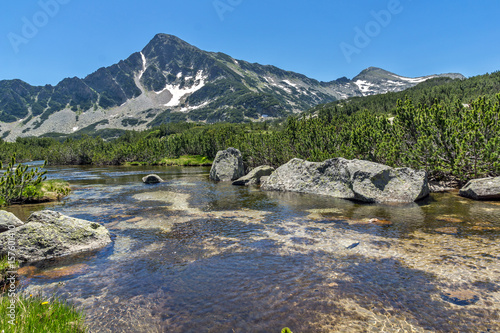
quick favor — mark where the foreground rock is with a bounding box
[142,174,164,184]
[209,148,245,182]
[232,165,275,186]
[261,158,429,203]
[0,211,24,233]
[459,177,500,200]
[0,210,111,263]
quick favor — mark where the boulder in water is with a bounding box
[209,148,245,182]
[0,210,111,263]
[459,177,500,200]
[261,158,429,203]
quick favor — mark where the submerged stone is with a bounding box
[441,289,480,306]
[436,216,463,223]
[435,227,459,235]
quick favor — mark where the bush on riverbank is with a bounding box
[0,155,70,206]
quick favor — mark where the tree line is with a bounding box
[1,92,498,184]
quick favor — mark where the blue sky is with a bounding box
[1,0,499,86]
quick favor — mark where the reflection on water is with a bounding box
[6,166,500,332]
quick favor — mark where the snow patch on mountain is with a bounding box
[162,70,206,107]
[139,52,147,79]
[355,80,375,94]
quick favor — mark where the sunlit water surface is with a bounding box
[7,165,500,332]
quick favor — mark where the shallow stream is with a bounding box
[6,165,500,332]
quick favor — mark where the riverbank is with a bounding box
[124,155,213,167]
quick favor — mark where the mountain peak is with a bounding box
[0,33,466,140]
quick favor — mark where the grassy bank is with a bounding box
[153,155,213,166]
[0,293,87,332]
[0,257,87,332]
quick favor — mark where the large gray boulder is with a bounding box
[0,210,112,263]
[232,165,275,186]
[261,158,429,203]
[209,148,245,182]
[459,177,500,200]
[0,211,24,233]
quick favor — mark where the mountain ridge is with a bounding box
[0,33,465,141]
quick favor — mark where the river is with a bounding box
[6,165,500,332]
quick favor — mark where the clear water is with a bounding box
[6,165,500,332]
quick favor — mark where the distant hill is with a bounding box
[0,33,464,141]
[308,71,500,117]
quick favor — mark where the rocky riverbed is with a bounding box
[5,165,499,332]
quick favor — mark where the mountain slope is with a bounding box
[0,34,464,141]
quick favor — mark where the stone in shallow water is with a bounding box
[436,215,463,223]
[459,176,500,200]
[440,289,480,306]
[142,174,164,184]
[0,210,111,263]
[346,242,360,249]
[35,264,90,279]
[209,147,245,182]
[346,218,392,226]
[469,224,500,232]
[367,218,392,226]
[435,227,459,235]
[261,157,429,203]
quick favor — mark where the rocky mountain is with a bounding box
[0,34,464,141]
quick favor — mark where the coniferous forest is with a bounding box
[1,72,499,184]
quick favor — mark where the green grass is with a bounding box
[152,155,213,166]
[22,179,71,204]
[0,294,87,332]
[0,257,87,332]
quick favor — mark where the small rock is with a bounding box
[232,165,274,186]
[435,227,459,235]
[367,218,393,226]
[347,218,392,226]
[34,264,90,279]
[346,242,360,249]
[469,225,500,232]
[459,176,500,200]
[441,289,480,306]
[17,266,37,277]
[142,174,164,184]
[0,211,24,233]
[436,216,463,223]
